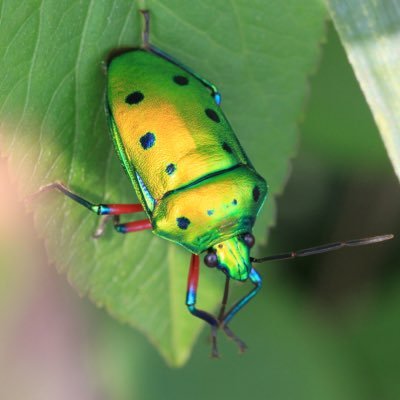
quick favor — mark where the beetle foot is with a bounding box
[222,324,247,354]
[25,181,67,202]
[93,215,113,238]
[210,326,220,358]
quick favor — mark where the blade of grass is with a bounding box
[328,0,400,182]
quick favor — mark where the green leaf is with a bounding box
[327,0,400,182]
[0,0,326,365]
[94,285,364,400]
[302,23,390,174]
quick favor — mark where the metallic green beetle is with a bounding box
[39,10,393,357]
[106,10,267,356]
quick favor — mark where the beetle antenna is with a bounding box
[250,234,394,264]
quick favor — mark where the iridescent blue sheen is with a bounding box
[97,205,110,215]
[166,163,176,175]
[223,268,262,324]
[136,171,156,211]
[177,217,190,230]
[186,287,196,306]
[115,225,127,233]
[140,132,156,149]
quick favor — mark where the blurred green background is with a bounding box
[1,23,399,400]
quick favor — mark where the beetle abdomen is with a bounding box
[107,50,250,202]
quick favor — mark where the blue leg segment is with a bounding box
[220,268,262,352]
[222,268,262,325]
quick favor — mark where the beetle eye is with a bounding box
[204,251,218,268]
[243,233,255,248]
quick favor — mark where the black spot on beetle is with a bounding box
[205,108,220,123]
[125,91,144,105]
[207,210,214,216]
[166,163,176,175]
[173,75,189,85]
[252,186,260,202]
[222,142,233,153]
[177,217,191,230]
[232,199,238,205]
[140,132,155,150]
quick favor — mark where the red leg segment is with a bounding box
[99,203,144,215]
[185,254,220,358]
[115,219,152,233]
[36,181,151,238]
[186,254,200,303]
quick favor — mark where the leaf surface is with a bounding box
[0,0,326,365]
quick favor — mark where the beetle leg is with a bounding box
[34,182,144,215]
[93,215,114,238]
[147,44,221,105]
[32,182,146,237]
[216,276,247,352]
[217,276,230,321]
[140,10,151,49]
[113,216,152,234]
[220,268,262,353]
[139,11,221,105]
[95,214,151,238]
[186,254,220,358]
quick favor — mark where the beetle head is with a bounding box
[204,233,255,281]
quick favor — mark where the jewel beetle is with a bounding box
[38,10,393,357]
